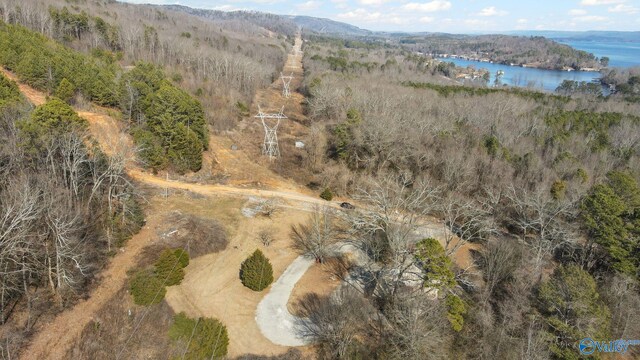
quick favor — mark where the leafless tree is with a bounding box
[439,194,495,256]
[295,287,374,359]
[477,238,522,302]
[383,293,450,360]
[505,185,576,274]
[290,206,340,263]
[258,229,274,247]
[347,176,439,302]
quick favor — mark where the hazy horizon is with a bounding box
[122,0,640,33]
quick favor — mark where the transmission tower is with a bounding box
[280,72,294,98]
[255,105,287,159]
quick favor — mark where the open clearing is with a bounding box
[165,200,313,357]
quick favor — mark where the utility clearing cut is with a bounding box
[10,35,471,360]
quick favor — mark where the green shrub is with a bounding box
[235,101,250,117]
[445,294,467,332]
[320,188,333,201]
[173,248,190,268]
[576,168,588,183]
[19,99,86,151]
[550,180,566,200]
[240,249,274,291]
[169,312,229,359]
[129,269,166,305]
[0,72,22,109]
[154,248,189,286]
[54,78,76,103]
[483,135,500,158]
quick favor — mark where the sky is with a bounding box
[124,0,640,33]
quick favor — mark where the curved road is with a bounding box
[255,255,314,346]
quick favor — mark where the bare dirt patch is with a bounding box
[0,67,47,105]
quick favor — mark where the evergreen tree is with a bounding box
[154,248,189,286]
[581,181,638,275]
[19,98,86,151]
[240,250,274,291]
[415,238,456,290]
[537,265,610,359]
[167,123,203,174]
[129,269,166,306]
[169,313,229,359]
[445,294,467,332]
[55,78,76,103]
[0,73,22,109]
[132,129,167,171]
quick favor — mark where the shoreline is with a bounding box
[433,55,602,73]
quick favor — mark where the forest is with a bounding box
[280,35,640,359]
[399,34,603,70]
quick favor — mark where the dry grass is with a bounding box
[164,203,315,358]
[287,261,342,317]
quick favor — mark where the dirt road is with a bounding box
[18,213,163,360]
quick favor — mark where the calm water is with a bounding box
[437,58,601,92]
[555,40,640,68]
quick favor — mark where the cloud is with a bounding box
[516,18,528,24]
[581,0,624,5]
[574,15,608,21]
[358,0,388,5]
[337,8,381,21]
[608,4,639,13]
[419,16,435,23]
[568,9,587,15]
[401,1,452,12]
[296,0,322,10]
[478,6,508,16]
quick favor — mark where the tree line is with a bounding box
[0,22,208,173]
[1,0,290,130]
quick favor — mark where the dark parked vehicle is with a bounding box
[340,202,355,210]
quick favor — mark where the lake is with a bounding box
[554,40,640,68]
[437,57,601,92]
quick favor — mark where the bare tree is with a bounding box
[383,293,451,360]
[439,194,495,256]
[477,238,522,302]
[290,206,340,263]
[505,185,576,274]
[347,176,440,303]
[295,287,374,359]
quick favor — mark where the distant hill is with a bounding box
[160,5,298,36]
[287,15,371,36]
[508,31,640,43]
[160,5,371,37]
